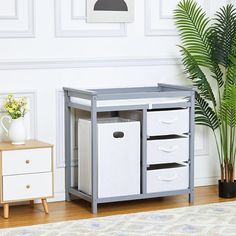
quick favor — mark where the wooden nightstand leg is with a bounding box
[41,198,49,214]
[29,200,34,208]
[3,203,9,219]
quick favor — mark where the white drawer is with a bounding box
[147,136,189,164]
[3,172,53,202]
[147,165,189,193]
[2,148,52,176]
[147,109,189,136]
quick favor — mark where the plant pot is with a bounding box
[218,180,236,198]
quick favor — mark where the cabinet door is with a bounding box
[98,121,140,198]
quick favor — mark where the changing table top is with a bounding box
[71,97,189,110]
[63,83,195,111]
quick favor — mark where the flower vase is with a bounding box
[1,116,26,145]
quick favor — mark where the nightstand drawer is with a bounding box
[3,172,53,202]
[147,136,189,164]
[147,109,189,136]
[2,148,52,176]
[147,164,189,193]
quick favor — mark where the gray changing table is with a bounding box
[63,83,195,214]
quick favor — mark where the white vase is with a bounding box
[1,116,26,145]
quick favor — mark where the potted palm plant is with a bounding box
[174,0,236,198]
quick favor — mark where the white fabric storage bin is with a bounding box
[78,117,140,198]
[147,136,189,164]
[147,164,189,193]
[147,109,189,136]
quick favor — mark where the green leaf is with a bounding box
[174,0,224,87]
[180,46,216,105]
[209,4,236,67]
[226,36,236,87]
[220,86,236,127]
[195,93,219,130]
[174,0,211,65]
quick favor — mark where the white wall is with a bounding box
[0,0,234,201]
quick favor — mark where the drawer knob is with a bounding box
[26,185,30,189]
[25,160,30,164]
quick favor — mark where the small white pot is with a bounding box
[1,116,26,145]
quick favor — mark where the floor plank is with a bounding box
[0,185,235,229]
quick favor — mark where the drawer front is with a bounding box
[147,109,189,136]
[147,166,189,193]
[147,137,189,164]
[2,148,52,176]
[3,172,53,202]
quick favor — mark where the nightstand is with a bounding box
[0,140,54,219]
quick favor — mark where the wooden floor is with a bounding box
[0,185,235,229]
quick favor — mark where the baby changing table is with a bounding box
[63,83,195,213]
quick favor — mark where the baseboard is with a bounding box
[47,192,65,202]
[195,177,218,187]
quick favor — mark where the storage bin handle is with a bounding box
[161,118,178,124]
[158,174,178,182]
[113,131,124,138]
[158,145,178,153]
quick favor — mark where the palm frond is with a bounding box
[226,36,236,87]
[227,61,236,89]
[174,0,211,65]
[180,46,216,105]
[210,4,236,67]
[174,0,224,87]
[220,86,236,127]
[195,92,219,130]
[175,0,236,182]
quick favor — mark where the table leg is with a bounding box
[29,200,34,208]
[41,198,49,214]
[3,203,9,219]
